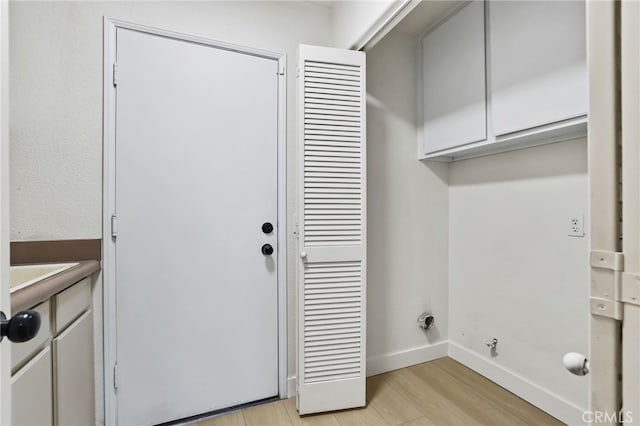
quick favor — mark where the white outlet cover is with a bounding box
[568,215,585,237]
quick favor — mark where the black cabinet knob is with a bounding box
[261,244,274,255]
[0,310,41,343]
[262,222,274,234]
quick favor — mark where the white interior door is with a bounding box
[297,45,366,415]
[113,28,279,426]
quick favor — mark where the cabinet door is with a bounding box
[12,346,53,426]
[297,44,366,415]
[489,0,587,135]
[53,310,94,426]
[422,0,486,153]
[12,300,51,372]
[53,277,91,334]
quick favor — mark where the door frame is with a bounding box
[0,3,10,425]
[102,18,287,426]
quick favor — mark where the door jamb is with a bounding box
[102,18,287,426]
[0,3,10,425]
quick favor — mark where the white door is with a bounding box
[297,45,366,415]
[113,28,279,425]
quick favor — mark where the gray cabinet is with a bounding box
[422,0,486,154]
[420,0,587,161]
[489,0,587,135]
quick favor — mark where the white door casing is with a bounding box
[103,20,287,426]
[0,2,10,424]
[297,45,366,415]
[587,0,621,423]
[621,1,640,422]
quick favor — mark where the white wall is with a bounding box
[0,3,12,425]
[333,0,399,49]
[10,2,591,423]
[9,2,334,422]
[9,1,333,242]
[448,138,590,422]
[367,31,449,374]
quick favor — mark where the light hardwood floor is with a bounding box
[194,357,564,426]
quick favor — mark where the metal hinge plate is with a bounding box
[113,62,118,87]
[590,250,624,320]
[113,363,118,390]
[622,272,640,306]
[111,215,118,239]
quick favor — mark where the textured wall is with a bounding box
[449,138,590,414]
[9,3,334,423]
[9,1,333,242]
[332,0,397,48]
[367,31,450,366]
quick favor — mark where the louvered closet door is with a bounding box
[297,45,366,415]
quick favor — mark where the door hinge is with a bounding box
[622,272,640,306]
[113,363,118,390]
[111,215,118,239]
[590,250,624,320]
[113,62,118,87]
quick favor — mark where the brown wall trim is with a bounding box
[11,239,102,265]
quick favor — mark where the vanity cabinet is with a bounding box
[420,0,587,160]
[11,277,94,426]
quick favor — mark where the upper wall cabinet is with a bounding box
[422,0,486,154]
[489,1,587,136]
[419,0,587,161]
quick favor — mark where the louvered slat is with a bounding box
[298,45,365,415]
[303,261,362,384]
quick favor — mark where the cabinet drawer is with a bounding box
[11,300,51,372]
[12,346,53,426]
[54,277,91,334]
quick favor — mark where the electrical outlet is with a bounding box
[568,216,585,237]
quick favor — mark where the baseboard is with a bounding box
[367,341,449,377]
[286,375,296,399]
[448,342,586,425]
[284,341,448,398]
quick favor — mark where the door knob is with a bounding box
[262,222,274,234]
[261,244,274,255]
[0,310,41,343]
[300,252,308,260]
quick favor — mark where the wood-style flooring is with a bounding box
[194,357,564,426]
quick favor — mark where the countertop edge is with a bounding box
[11,260,101,312]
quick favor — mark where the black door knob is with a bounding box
[261,244,274,255]
[262,222,274,234]
[0,310,41,343]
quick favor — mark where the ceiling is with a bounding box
[395,0,464,36]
